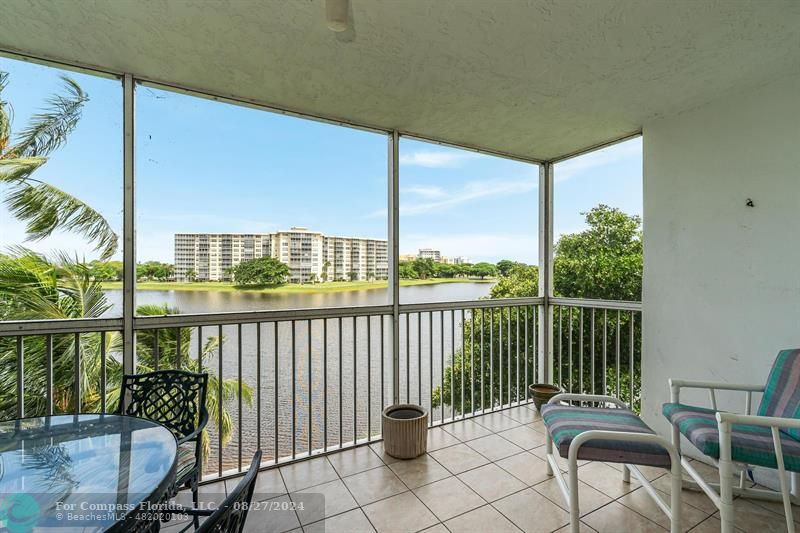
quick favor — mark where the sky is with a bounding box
[0,57,642,265]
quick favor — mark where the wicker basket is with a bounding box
[382,404,428,459]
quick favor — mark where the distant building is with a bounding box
[401,249,469,265]
[175,227,387,283]
[417,248,442,262]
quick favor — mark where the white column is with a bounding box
[122,74,136,375]
[538,162,554,383]
[389,130,400,405]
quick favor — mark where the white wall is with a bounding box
[641,74,800,458]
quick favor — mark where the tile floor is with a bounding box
[165,403,798,533]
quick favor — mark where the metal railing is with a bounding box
[0,296,641,481]
[550,298,642,411]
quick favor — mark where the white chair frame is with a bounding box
[544,393,682,533]
[669,379,800,533]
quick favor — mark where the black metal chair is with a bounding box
[167,450,262,533]
[117,370,209,514]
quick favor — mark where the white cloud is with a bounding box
[368,177,537,219]
[399,150,480,168]
[402,186,447,199]
[555,137,642,183]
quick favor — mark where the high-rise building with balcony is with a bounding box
[417,248,442,262]
[174,227,387,283]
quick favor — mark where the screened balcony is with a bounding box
[1,1,799,532]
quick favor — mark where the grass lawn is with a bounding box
[101,278,494,294]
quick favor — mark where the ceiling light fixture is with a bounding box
[326,0,349,32]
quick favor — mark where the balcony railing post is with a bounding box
[538,161,554,384]
[389,130,400,405]
[122,73,136,375]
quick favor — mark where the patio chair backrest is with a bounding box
[758,349,800,439]
[198,450,262,533]
[117,370,208,441]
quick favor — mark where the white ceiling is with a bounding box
[1,0,799,161]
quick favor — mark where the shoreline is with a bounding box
[101,278,494,294]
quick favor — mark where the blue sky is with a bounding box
[0,57,642,265]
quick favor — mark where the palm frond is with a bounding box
[7,75,87,158]
[0,248,111,320]
[0,157,47,180]
[4,179,118,259]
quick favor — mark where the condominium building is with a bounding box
[417,248,442,262]
[400,249,469,265]
[442,256,469,265]
[174,227,387,283]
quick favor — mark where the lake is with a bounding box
[104,281,493,314]
[105,282,493,473]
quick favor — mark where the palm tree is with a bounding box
[0,71,118,259]
[0,249,251,459]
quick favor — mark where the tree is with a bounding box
[412,258,435,279]
[0,250,250,459]
[434,205,643,412]
[496,259,521,277]
[348,271,358,282]
[434,263,458,278]
[491,263,539,298]
[554,204,642,301]
[230,257,289,286]
[136,261,174,281]
[321,261,331,282]
[88,260,123,281]
[186,269,197,282]
[398,262,418,279]
[470,262,497,279]
[0,71,118,259]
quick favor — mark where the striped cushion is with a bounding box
[176,442,198,481]
[541,404,672,468]
[663,403,800,472]
[758,349,800,440]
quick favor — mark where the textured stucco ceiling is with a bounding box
[1,0,799,161]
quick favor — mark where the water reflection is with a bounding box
[104,282,492,315]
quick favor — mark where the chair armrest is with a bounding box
[177,427,203,446]
[548,393,628,409]
[716,412,800,430]
[669,379,765,393]
[177,411,209,446]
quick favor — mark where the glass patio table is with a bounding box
[0,414,177,532]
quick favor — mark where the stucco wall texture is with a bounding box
[641,74,800,485]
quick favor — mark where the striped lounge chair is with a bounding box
[664,349,800,533]
[541,393,682,533]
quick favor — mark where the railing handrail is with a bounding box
[0,297,550,336]
[0,317,125,336]
[549,297,641,312]
[133,304,395,329]
[399,296,543,314]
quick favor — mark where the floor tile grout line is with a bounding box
[484,486,570,533]
[437,502,524,533]
[251,406,776,533]
[527,473,645,524]
[335,448,446,533]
